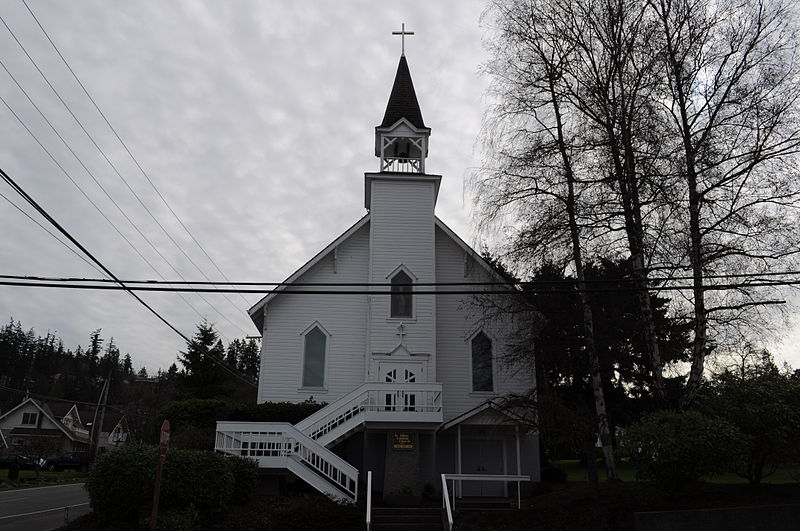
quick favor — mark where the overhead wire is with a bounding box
[0,191,109,278]
[0,91,226,338]
[0,165,256,387]
[0,17,248,337]
[0,277,797,294]
[21,0,252,309]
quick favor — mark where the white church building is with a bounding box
[216,51,540,504]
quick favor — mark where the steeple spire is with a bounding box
[374,53,431,173]
[380,55,426,129]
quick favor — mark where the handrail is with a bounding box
[441,473,453,531]
[296,382,443,441]
[443,474,530,510]
[366,470,372,531]
[215,421,358,501]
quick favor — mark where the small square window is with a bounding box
[21,412,38,425]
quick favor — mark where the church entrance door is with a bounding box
[461,438,506,497]
[378,361,423,412]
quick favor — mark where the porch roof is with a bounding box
[440,400,529,431]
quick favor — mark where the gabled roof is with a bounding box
[247,214,512,332]
[0,397,82,442]
[247,214,371,329]
[379,55,426,129]
[440,399,529,431]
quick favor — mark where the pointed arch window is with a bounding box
[471,332,494,392]
[390,270,413,318]
[302,326,327,388]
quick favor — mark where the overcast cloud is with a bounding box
[0,1,798,373]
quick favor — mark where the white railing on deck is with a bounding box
[443,474,530,510]
[215,421,358,501]
[381,156,423,173]
[441,473,453,531]
[296,382,443,443]
[366,470,372,531]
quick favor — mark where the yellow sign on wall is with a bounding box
[392,432,414,451]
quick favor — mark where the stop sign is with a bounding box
[159,420,170,456]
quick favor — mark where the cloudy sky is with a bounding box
[0,1,798,374]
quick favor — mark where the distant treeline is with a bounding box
[0,318,259,442]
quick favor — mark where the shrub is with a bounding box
[155,504,200,531]
[85,445,156,523]
[226,455,259,503]
[623,410,743,494]
[160,449,234,515]
[86,445,255,524]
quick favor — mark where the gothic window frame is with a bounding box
[299,322,331,390]
[469,330,495,394]
[387,265,417,321]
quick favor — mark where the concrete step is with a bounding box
[371,507,443,530]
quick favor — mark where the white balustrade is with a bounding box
[215,421,358,502]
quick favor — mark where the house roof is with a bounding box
[246,214,513,331]
[379,55,425,129]
[0,398,82,442]
[76,405,124,433]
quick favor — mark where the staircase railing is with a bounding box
[215,421,358,501]
[441,473,453,531]
[296,382,443,444]
[366,470,373,531]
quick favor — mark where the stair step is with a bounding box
[374,514,441,524]
[373,525,442,531]
[373,507,441,515]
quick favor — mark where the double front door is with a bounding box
[379,361,423,412]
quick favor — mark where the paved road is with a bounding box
[0,483,90,531]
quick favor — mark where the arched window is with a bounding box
[471,332,493,392]
[390,270,413,318]
[302,326,327,387]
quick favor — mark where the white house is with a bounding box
[216,52,540,504]
[0,398,90,456]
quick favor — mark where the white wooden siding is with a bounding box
[368,180,436,378]
[434,226,534,421]
[258,223,370,403]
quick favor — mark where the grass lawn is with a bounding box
[1,469,88,490]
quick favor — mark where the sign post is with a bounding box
[149,420,170,531]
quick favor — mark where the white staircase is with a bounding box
[215,382,442,503]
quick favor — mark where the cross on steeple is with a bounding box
[392,23,415,56]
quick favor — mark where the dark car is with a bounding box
[45,452,90,472]
[0,454,36,470]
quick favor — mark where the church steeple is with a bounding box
[375,52,431,173]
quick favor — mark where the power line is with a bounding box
[0,27,248,338]
[0,91,233,338]
[0,166,256,388]
[0,192,108,278]
[0,277,796,294]
[1,272,799,287]
[21,0,252,310]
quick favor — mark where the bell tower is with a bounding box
[374,53,431,173]
[365,29,442,384]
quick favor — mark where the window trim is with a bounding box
[299,322,330,390]
[469,330,496,394]
[386,265,417,321]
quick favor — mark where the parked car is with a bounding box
[0,454,35,470]
[44,452,90,472]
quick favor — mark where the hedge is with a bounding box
[86,445,258,525]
